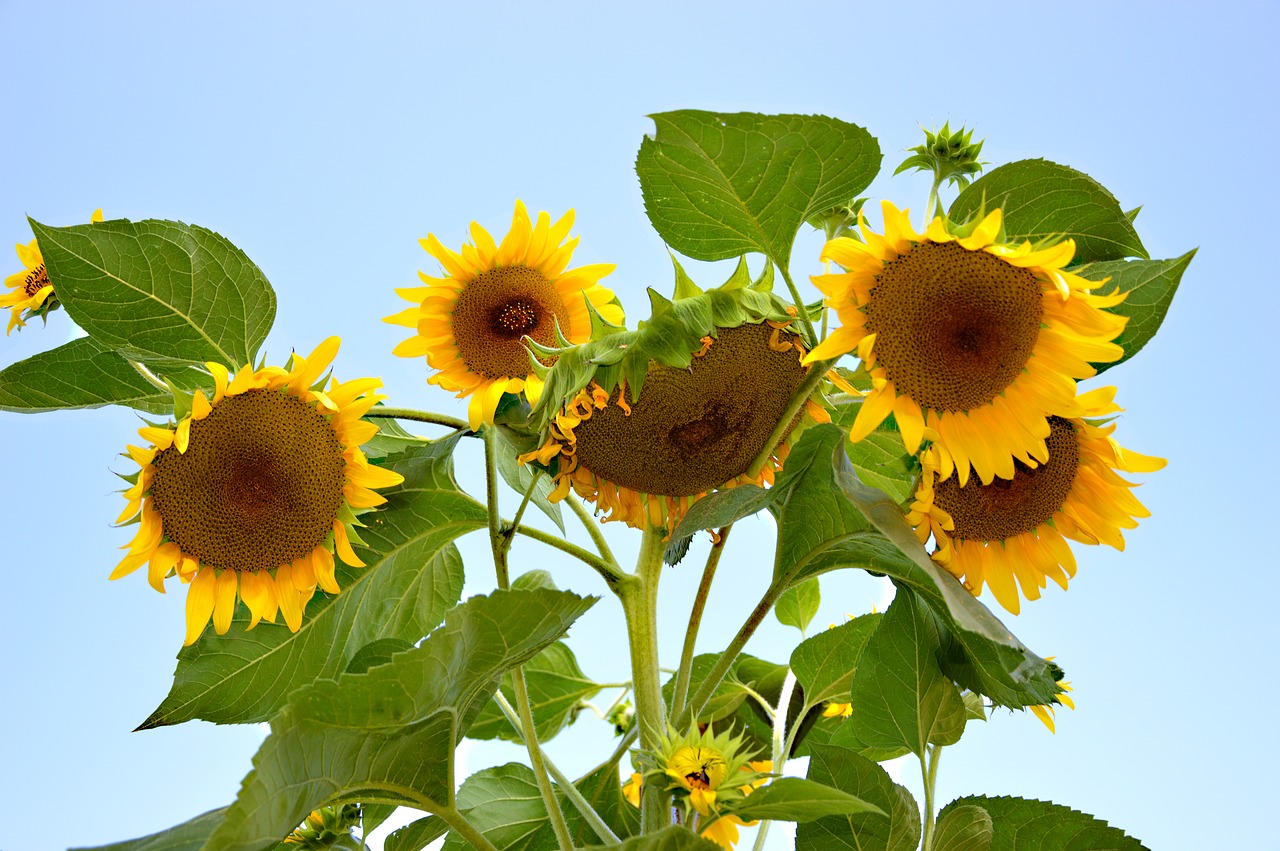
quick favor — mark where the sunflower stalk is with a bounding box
[776,263,817,345]
[671,525,732,720]
[920,744,943,851]
[512,523,628,592]
[745,356,837,480]
[365,407,469,431]
[749,667,798,851]
[483,428,577,851]
[621,525,672,832]
[492,690,622,846]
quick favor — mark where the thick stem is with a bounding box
[483,428,575,851]
[676,580,786,730]
[621,525,670,833]
[924,173,943,227]
[744,356,836,480]
[671,526,732,719]
[751,668,799,851]
[435,807,499,851]
[920,745,943,851]
[366,407,469,431]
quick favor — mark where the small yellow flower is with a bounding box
[823,702,853,719]
[1030,659,1075,734]
[622,772,642,808]
[2,208,102,334]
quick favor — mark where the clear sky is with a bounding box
[2,2,1276,849]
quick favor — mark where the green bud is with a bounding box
[893,121,988,191]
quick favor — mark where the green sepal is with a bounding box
[166,377,193,422]
[335,501,361,526]
[670,252,704,299]
[342,522,369,549]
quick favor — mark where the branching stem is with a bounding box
[671,526,732,719]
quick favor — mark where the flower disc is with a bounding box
[933,416,1078,542]
[572,323,807,497]
[866,241,1043,412]
[148,389,346,572]
[449,265,569,379]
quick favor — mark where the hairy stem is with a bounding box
[744,356,836,480]
[513,524,628,592]
[566,492,620,569]
[621,525,671,833]
[777,264,818,344]
[671,526,732,719]
[920,745,943,851]
[750,668,798,851]
[435,806,499,851]
[366,407,469,431]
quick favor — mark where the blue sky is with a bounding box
[2,2,1276,849]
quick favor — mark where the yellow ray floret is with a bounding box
[111,337,405,645]
[908,386,1165,614]
[805,200,1129,486]
[385,200,623,429]
[2,208,103,334]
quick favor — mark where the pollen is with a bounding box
[450,265,569,379]
[865,241,1043,412]
[934,416,1080,541]
[572,322,809,496]
[148,389,346,572]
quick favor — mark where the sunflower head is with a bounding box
[907,385,1166,614]
[282,804,362,849]
[2,208,102,334]
[385,200,624,430]
[111,337,406,645]
[806,199,1131,487]
[642,724,771,822]
[520,257,829,534]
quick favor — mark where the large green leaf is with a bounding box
[0,336,209,414]
[775,577,822,634]
[385,817,448,851]
[730,777,883,822]
[440,763,565,851]
[139,437,484,727]
[1077,250,1195,372]
[932,805,993,851]
[663,653,751,725]
[29,217,275,366]
[467,641,602,742]
[938,796,1148,851]
[73,808,227,851]
[797,745,918,851]
[949,160,1147,263]
[204,588,597,851]
[790,614,879,710]
[636,111,881,270]
[583,825,723,851]
[847,591,966,756]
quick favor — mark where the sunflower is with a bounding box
[805,200,1129,486]
[385,200,623,429]
[526,320,827,535]
[111,337,405,645]
[2,208,102,334]
[907,386,1165,614]
[1029,660,1075,734]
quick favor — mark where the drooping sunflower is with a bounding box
[805,200,1129,486]
[111,337,405,645]
[385,200,624,429]
[521,260,827,536]
[2,207,102,334]
[907,386,1165,614]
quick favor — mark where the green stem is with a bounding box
[744,356,836,480]
[435,806,499,851]
[924,173,944,227]
[620,525,671,833]
[513,524,628,592]
[493,691,621,846]
[777,264,818,345]
[366,407,469,431]
[671,526,732,719]
[128,360,170,393]
[750,668,798,851]
[676,580,786,729]
[920,745,943,851]
[502,470,541,558]
[566,491,620,569]
[483,428,575,851]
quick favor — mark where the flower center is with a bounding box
[24,264,51,298]
[572,323,809,497]
[933,416,1080,541]
[864,241,1043,412]
[148,389,347,572]
[450,265,570,379]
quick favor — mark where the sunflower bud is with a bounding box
[893,122,987,191]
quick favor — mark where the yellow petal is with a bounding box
[213,569,239,634]
[184,567,218,646]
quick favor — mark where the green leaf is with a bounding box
[385,817,448,851]
[825,714,912,764]
[570,758,640,842]
[775,578,822,633]
[495,424,565,533]
[949,160,1147,263]
[731,777,883,822]
[441,763,562,851]
[72,808,227,851]
[790,614,879,709]
[358,804,397,837]
[345,638,416,674]
[938,796,1148,851]
[361,415,431,462]
[636,111,881,270]
[139,436,485,728]
[205,588,597,851]
[797,745,919,851]
[30,218,276,366]
[583,825,723,851]
[1076,250,1195,372]
[467,641,602,742]
[831,407,916,503]
[0,336,210,414]
[932,805,993,851]
[847,590,967,756]
[662,654,750,725]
